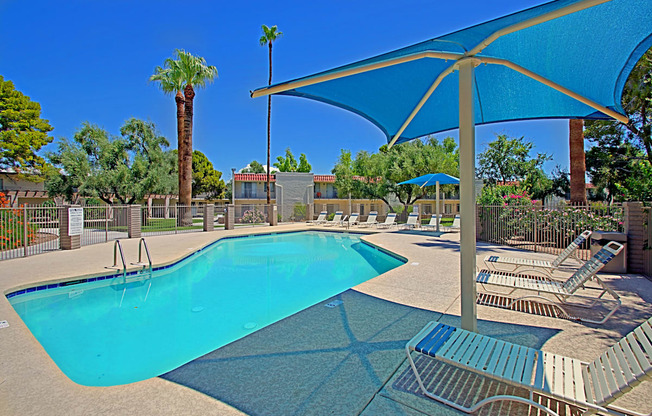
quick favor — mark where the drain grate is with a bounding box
[325,300,343,308]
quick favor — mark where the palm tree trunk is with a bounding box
[175,91,185,213]
[569,119,587,205]
[266,41,273,205]
[181,84,195,226]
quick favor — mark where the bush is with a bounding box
[241,209,265,224]
[292,203,306,221]
[0,192,37,250]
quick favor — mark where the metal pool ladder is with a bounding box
[106,239,127,278]
[130,238,152,275]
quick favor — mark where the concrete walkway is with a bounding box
[1,224,651,415]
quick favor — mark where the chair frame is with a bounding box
[376,213,398,229]
[406,317,652,416]
[400,212,420,230]
[357,211,378,228]
[323,211,343,227]
[484,230,592,276]
[476,241,623,324]
[307,211,328,225]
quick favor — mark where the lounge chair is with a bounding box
[307,211,328,225]
[400,212,420,230]
[420,214,438,230]
[406,315,652,416]
[323,211,343,227]
[476,241,623,324]
[376,213,397,229]
[439,213,456,231]
[483,230,591,276]
[341,212,359,227]
[357,211,378,228]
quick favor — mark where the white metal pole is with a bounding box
[458,59,478,332]
[436,181,440,232]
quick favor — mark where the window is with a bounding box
[360,205,365,215]
[243,182,256,198]
[423,204,432,215]
[264,182,275,193]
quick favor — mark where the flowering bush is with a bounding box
[480,191,624,248]
[241,209,265,224]
[0,192,37,251]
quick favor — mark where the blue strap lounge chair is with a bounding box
[483,230,592,276]
[357,211,378,228]
[323,211,343,227]
[406,316,652,416]
[400,213,420,230]
[476,241,623,324]
[376,213,397,229]
[308,211,328,225]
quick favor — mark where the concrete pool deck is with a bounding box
[1,223,651,415]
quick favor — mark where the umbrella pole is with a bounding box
[436,181,440,232]
[458,58,478,332]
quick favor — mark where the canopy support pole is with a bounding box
[458,59,477,332]
[435,181,440,232]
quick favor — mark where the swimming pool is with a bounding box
[8,231,404,386]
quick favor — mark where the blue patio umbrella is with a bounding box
[399,173,460,231]
[252,0,652,331]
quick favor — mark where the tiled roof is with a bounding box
[313,175,335,183]
[234,173,275,182]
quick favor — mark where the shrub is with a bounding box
[241,209,265,224]
[0,192,37,250]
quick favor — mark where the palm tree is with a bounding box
[569,119,587,205]
[260,25,283,205]
[150,50,217,225]
[149,62,185,205]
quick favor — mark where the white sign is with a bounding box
[0,320,9,329]
[68,208,84,236]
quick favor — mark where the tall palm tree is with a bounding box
[149,62,185,204]
[260,25,283,205]
[569,119,587,205]
[150,50,217,225]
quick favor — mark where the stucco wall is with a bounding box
[275,172,314,221]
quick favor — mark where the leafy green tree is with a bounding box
[477,134,551,185]
[585,136,652,202]
[585,49,652,166]
[260,24,283,204]
[274,148,311,172]
[150,49,217,223]
[332,150,356,199]
[297,153,311,172]
[241,160,265,173]
[46,118,176,204]
[0,76,54,176]
[333,136,459,213]
[192,150,226,198]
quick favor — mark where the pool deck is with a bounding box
[1,223,651,415]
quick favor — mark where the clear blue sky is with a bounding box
[1,0,572,178]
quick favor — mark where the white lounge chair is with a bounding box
[476,241,623,324]
[376,213,397,229]
[307,211,328,225]
[483,230,592,275]
[420,214,438,230]
[438,213,456,231]
[406,315,652,416]
[341,212,359,227]
[323,211,343,227]
[357,211,378,228]
[400,212,420,230]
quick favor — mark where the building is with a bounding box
[233,172,460,221]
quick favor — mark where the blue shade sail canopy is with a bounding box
[252,0,652,145]
[399,173,460,187]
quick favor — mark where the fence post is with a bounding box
[203,204,215,232]
[475,204,482,241]
[225,204,235,230]
[23,205,28,256]
[127,205,142,239]
[60,205,81,250]
[624,201,646,274]
[268,204,278,226]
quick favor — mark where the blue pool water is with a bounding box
[9,231,404,386]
